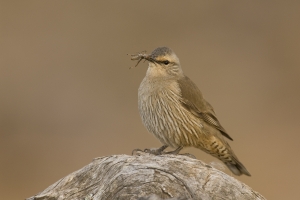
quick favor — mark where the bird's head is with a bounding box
[130,47,183,79]
[145,47,183,78]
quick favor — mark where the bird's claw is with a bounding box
[132,146,195,158]
[144,148,164,155]
[132,145,168,156]
[164,146,183,155]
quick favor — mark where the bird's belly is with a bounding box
[138,89,205,148]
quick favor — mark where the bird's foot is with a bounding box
[144,145,168,155]
[132,145,196,158]
[164,146,183,155]
[132,145,168,156]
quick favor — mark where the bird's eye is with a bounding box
[163,60,170,65]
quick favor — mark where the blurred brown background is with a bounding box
[1,1,299,199]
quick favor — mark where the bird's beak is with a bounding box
[129,52,158,68]
[144,55,154,63]
[145,56,158,65]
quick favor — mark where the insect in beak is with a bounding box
[128,51,157,69]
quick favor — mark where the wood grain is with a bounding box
[27,152,265,200]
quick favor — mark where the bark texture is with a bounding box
[27,152,265,200]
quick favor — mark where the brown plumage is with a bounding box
[135,47,251,176]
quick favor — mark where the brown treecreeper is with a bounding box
[129,47,251,176]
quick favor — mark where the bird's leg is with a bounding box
[132,145,195,158]
[144,145,168,155]
[132,145,168,155]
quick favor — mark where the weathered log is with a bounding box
[27,151,265,200]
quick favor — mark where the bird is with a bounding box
[131,46,251,176]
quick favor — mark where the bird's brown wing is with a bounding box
[178,76,233,141]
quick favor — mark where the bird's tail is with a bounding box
[225,156,251,176]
